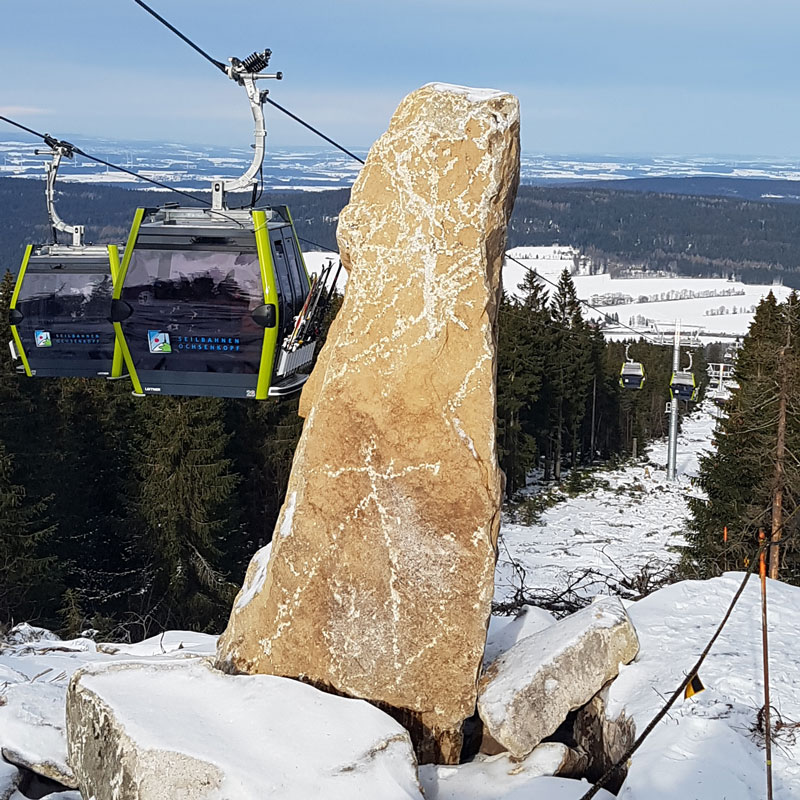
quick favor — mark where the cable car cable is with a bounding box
[504,252,659,344]
[129,0,365,166]
[264,99,365,165]
[131,0,228,74]
[0,114,209,206]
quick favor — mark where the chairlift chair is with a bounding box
[111,49,337,399]
[9,138,122,379]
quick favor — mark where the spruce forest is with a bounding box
[684,291,800,583]
[0,265,707,635]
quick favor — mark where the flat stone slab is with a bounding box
[478,597,639,758]
[67,659,423,800]
[0,682,77,787]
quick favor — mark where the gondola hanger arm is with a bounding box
[210,50,282,211]
[35,136,84,246]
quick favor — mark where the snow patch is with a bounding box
[235,542,273,611]
[424,82,510,103]
[280,491,297,538]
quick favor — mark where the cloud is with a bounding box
[0,106,49,117]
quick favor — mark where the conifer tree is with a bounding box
[685,292,800,581]
[549,269,591,479]
[0,441,56,624]
[130,397,240,633]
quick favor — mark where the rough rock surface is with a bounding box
[217,82,520,762]
[477,597,639,759]
[574,684,635,793]
[67,659,423,800]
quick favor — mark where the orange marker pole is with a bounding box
[723,526,728,572]
[759,530,773,800]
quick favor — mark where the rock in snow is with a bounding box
[0,759,20,800]
[0,682,77,787]
[420,743,587,800]
[0,629,217,789]
[478,596,639,758]
[217,82,520,763]
[66,659,423,800]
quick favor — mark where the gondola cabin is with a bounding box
[9,243,121,379]
[670,370,698,402]
[619,361,645,390]
[112,205,316,399]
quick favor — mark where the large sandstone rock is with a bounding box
[66,659,423,800]
[216,82,520,762]
[477,597,639,759]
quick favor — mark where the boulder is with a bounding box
[0,682,77,787]
[67,659,423,800]
[477,597,639,759]
[216,82,520,763]
[573,684,635,793]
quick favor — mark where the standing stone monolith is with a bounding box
[216,82,520,763]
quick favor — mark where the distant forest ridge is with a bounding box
[3,177,800,287]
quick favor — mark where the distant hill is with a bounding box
[3,178,800,288]
[579,176,800,204]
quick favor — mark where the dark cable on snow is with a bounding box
[577,538,774,800]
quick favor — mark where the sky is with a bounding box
[1,0,800,157]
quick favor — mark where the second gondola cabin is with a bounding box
[619,360,645,390]
[111,204,316,399]
[670,370,698,402]
[10,242,120,379]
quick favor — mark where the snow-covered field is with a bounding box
[505,246,793,340]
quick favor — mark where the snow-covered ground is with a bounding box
[3,397,795,800]
[495,401,715,607]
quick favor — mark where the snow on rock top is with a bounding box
[483,605,556,668]
[67,659,423,800]
[421,746,613,800]
[478,596,639,758]
[423,82,511,103]
[0,628,216,788]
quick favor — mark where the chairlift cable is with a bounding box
[504,252,659,344]
[130,1,365,166]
